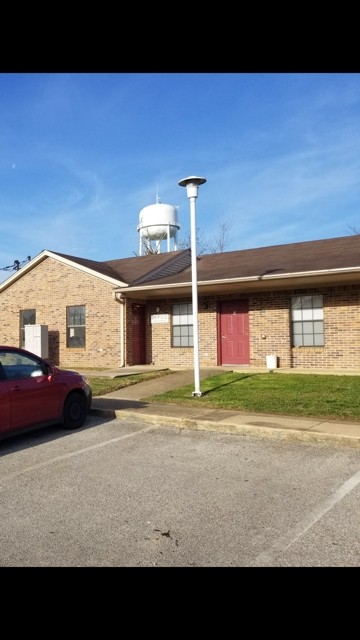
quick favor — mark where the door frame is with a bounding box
[132,304,146,365]
[217,299,250,365]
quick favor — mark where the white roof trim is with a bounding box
[44,251,128,286]
[115,266,360,294]
[0,249,128,292]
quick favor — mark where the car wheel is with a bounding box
[62,392,87,429]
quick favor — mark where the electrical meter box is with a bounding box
[24,324,49,359]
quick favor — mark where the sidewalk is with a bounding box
[83,366,360,447]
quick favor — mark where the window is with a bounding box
[67,305,86,348]
[172,303,193,347]
[20,309,36,348]
[0,349,47,380]
[291,295,324,346]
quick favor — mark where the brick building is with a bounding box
[1,235,359,371]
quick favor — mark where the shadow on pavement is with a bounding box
[90,398,149,412]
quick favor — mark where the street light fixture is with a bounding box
[178,176,207,397]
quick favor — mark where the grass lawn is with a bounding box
[87,370,360,421]
[143,371,360,422]
[88,369,173,397]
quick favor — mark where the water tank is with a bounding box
[137,202,180,255]
[138,203,179,240]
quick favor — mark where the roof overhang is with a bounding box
[0,250,127,292]
[114,267,360,300]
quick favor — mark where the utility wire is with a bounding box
[0,256,31,272]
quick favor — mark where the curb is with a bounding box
[89,408,360,447]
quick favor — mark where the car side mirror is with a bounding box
[47,364,56,380]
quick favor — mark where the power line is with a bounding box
[0,256,31,272]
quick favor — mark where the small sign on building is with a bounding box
[151,314,169,324]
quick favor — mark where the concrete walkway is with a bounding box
[80,366,360,447]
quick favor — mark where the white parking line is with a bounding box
[0,424,155,485]
[252,468,360,566]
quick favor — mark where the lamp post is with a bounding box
[178,176,207,397]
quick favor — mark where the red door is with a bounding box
[219,300,249,365]
[132,306,146,365]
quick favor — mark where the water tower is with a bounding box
[137,196,180,256]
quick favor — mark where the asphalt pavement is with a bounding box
[80,366,360,447]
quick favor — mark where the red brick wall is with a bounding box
[143,287,360,370]
[291,286,360,369]
[0,258,122,368]
[144,299,197,367]
[249,292,292,368]
[1,259,359,370]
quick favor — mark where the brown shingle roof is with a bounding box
[51,250,190,284]
[125,235,360,286]
[51,252,122,280]
[130,250,191,285]
[52,235,360,289]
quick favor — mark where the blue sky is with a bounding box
[1,72,359,283]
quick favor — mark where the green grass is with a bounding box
[88,369,173,397]
[144,372,360,422]
[86,369,360,422]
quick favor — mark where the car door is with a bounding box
[0,349,62,431]
[0,362,11,432]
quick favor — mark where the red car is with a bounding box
[0,346,92,439]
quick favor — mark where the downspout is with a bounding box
[113,292,126,367]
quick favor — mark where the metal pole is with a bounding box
[178,176,206,398]
[189,193,201,396]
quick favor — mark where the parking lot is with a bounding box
[1,414,360,567]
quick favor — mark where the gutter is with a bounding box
[115,275,260,294]
[114,266,360,295]
[113,292,126,367]
[258,266,360,280]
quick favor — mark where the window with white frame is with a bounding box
[172,303,193,347]
[291,295,324,346]
[67,305,86,348]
